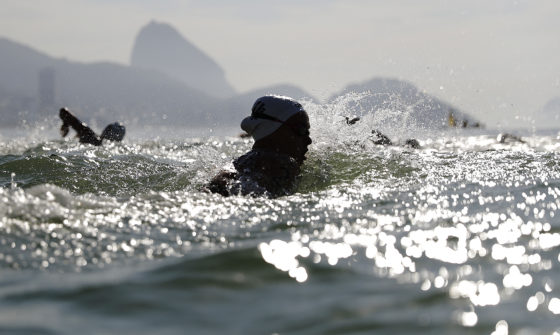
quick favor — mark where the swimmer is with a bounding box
[345,117,420,148]
[371,129,393,146]
[345,116,361,125]
[404,138,421,149]
[208,95,312,197]
[59,107,125,146]
[371,129,422,148]
[497,133,525,144]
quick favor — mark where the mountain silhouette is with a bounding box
[0,22,483,132]
[130,21,236,99]
[329,77,480,129]
[0,37,221,127]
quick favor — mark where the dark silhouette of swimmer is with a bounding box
[448,111,482,129]
[404,138,421,149]
[59,108,125,146]
[497,133,525,144]
[371,129,393,146]
[208,95,312,197]
[344,117,420,148]
[345,116,361,125]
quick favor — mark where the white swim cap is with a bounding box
[241,95,305,141]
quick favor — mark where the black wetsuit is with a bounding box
[371,130,393,146]
[208,149,301,197]
[59,108,102,146]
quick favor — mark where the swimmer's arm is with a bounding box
[206,170,237,196]
[60,108,88,135]
[59,108,101,145]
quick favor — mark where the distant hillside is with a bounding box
[0,36,318,130]
[0,29,481,132]
[0,37,221,127]
[130,21,236,99]
[0,38,57,97]
[329,77,480,129]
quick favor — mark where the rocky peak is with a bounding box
[130,21,236,98]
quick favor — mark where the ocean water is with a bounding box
[1,98,560,335]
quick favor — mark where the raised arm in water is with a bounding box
[59,107,102,146]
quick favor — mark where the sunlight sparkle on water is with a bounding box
[450,280,500,306]
[259,240,309,282]
[490,320,509,335]
[457,310,478,327]
[526,292,546,312]
[503,265,532,290]
[549,298,560,315]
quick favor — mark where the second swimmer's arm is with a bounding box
[59,108,102,145]
[60,108,87,134]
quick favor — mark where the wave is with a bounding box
[1,91,558,197]
[2,132,559,198]
[0,243,490,334]
[0,140,232,196]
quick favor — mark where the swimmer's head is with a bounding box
[404,138,421,149]
[101,122,126,142]
[241,95,307,142]
[242,96,311,164]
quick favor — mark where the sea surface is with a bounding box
[1,100,560,334]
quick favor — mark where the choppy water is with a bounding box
[1,100,560,334]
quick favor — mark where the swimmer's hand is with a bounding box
[59,108,73,138]
[60,123,69,137]
[207,170,237,196]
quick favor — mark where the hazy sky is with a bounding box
[1,0,559,127]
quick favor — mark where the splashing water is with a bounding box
[1,93,560,334]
